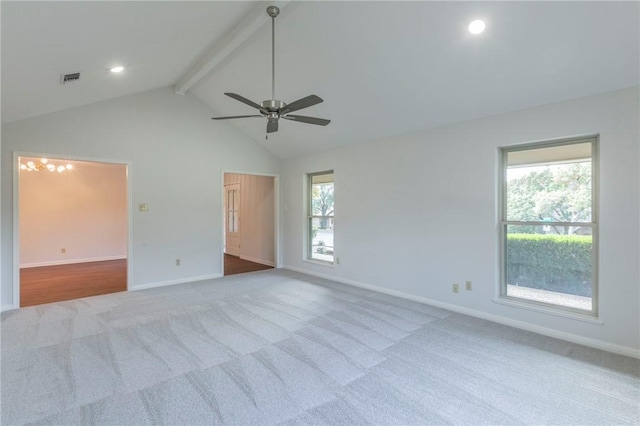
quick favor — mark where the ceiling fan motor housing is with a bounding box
[261,99,286,112]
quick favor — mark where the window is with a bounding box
[500,137,598,315]
[226,187,239,233]
[308,171,334,263]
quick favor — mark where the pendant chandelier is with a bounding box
[20,158,73,173]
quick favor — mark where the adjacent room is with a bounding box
[1,1,638,425]
[18,157,128,306]
[223,172,276,276]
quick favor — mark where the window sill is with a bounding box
[492,297,604,325]
[302,259,335,268]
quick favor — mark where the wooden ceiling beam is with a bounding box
[175,1,289,95]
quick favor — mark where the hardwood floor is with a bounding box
[20,259,127,307]
[224,254,273,276]
[19,256,270,306]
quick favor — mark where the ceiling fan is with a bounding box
[212,5,330,136]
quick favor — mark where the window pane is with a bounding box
[228,212,237,233]
[506,161,592,222]
[311,182,334,217]
[226,188,238,233]
[309,217,333,262]
[505,224,592,311]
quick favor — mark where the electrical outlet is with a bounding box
[453,283,459,293]
[61,248,66,254]
[465,280,472,291]
[175,259,181,266]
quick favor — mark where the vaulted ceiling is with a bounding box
[2,1,638,159]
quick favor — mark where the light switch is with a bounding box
[139,203,149,212]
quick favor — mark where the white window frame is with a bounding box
[306,171,334,264]
[499,136,599,317]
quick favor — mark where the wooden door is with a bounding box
[224,183,240,256]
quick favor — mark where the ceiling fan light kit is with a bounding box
[212,5,330,136]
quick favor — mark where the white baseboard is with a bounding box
[1,304,16,312]
[282,265,640,359]
[132,273,222,291]
[21,255,127,269]
[239,255,275,267]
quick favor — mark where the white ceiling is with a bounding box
[2,1,638,159]
[1,1,258,123]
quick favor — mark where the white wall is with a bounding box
[2,87,281,304]
[224,173,275,266]
[19,160,127,267]
[281,87,640,356]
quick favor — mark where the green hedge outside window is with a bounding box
[506,234,592,297]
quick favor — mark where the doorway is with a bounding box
[223,172,276,276]
[16,155,129,307]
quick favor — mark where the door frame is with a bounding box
[221,170,280,274]
[12,151,133,309]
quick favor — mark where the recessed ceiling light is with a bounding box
[110,66,124,73]
[468,19,486,35]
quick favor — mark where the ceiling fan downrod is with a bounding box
[267,6,279,101]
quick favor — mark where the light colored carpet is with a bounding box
[2,269,638,425]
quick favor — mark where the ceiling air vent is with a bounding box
[60,72,80,85]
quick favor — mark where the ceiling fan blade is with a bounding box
[281,115,331,126]
[280,95,323,114]
[212,115,262,120]
[267,117,279,133]
[225,93,268,114]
